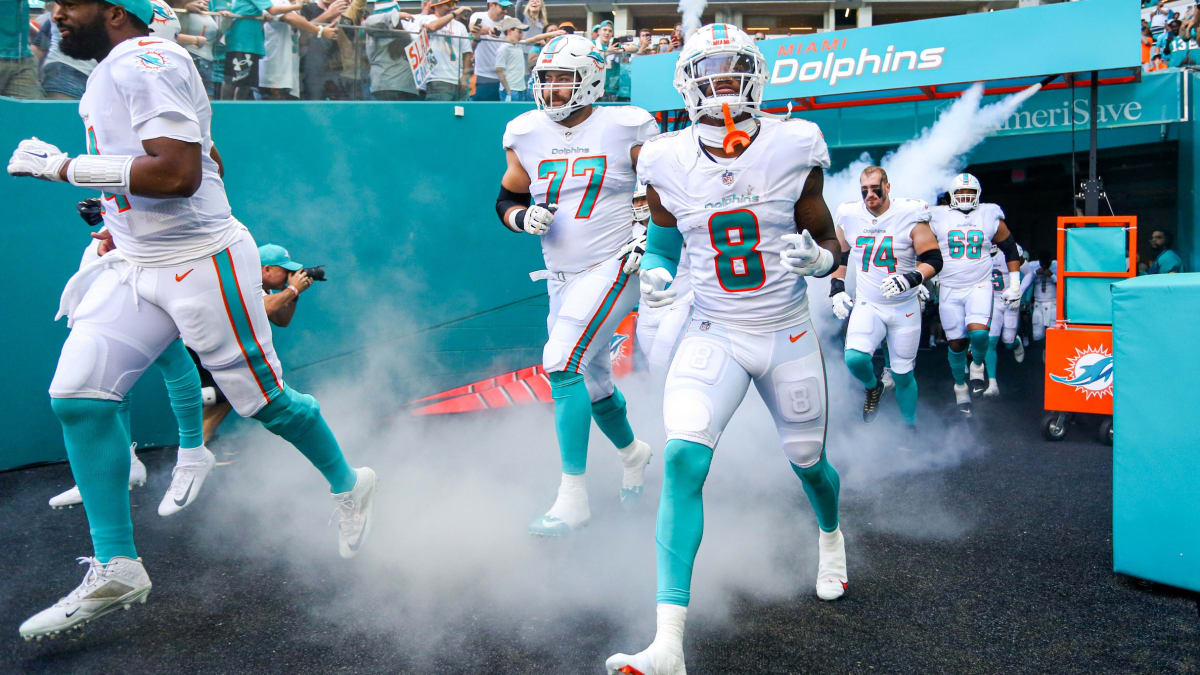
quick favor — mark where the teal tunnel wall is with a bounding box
[1,100,548,470]
[2,89,1194,470]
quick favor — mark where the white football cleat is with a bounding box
[529,474,590,537]
[605,643,686,675]
[617,440,652,507]
[158,447,216,517]
[879,367,895,391]
[1012,340,1026,363]
[49,443,145,510]
[968,362,987,396]
[982,379,1000,398]
[816,526,848,601]
[953,383,972,416]
[332,467,377,559]
[19,556,151,641]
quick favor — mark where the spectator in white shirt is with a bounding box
[1150,0,1170,37]
[419,0,474,99]
[494,16,528,101]
[468,0,509,100]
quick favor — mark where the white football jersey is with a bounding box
[1023,260,1058,302]
[504,106,658,274]
[78,36,237,267]
[835,196,930,305]
[638,118,831,330]
[261,0,300,94]
[929,203,1005,288]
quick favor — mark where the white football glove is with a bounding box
[780,231,834,277]
[639,267,676,308]
[522,203,556,235]
[618,230,647,274]
[8,137,69,181]
[917,284,931,313]
[880,271,924,299]
[830,291,854,320]
[1001,274,1022,309]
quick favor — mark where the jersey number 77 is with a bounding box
[537,156,607,218]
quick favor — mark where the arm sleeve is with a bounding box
[642,220,682,277]
[134,111,203,143]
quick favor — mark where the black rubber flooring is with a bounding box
[2,345,1197,674]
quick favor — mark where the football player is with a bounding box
[632,181,694,379]
[981,242,1026,396]
[928,174,1022,415]
[1023,251,1058,343]
[8,0,375,640]
[495,34,656,535]
[606,24,845,675]
[830,166,942,428]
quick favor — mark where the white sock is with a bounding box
[176,445,210,465]
[652,603,687,651]
[559,473,586,493]
[616,439,644,467]
[819,526,841,548]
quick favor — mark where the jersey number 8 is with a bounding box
[708,210,765,293]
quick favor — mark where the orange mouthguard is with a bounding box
[721,102,751,154]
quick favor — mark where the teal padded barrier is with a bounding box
[1065,228,1129,325]
[1111,274,1200,592]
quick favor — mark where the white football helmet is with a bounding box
[148,0,181,41]
[948,173,981,211]
[673,23,767,123]
[531,35,606,122]
[632,181,649,222]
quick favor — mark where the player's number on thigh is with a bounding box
[537,155,607,219]
[948,230,985,259]
[991,269,1004,291]
[709,209,766,292]
[855,235,897,273]
[776,376,823,424]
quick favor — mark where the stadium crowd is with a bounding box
[6,0,721,101]
[1142,0,1199,70]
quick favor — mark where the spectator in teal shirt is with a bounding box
[1143,230,1184,274]
[221,0,303,99]
[0,0,45,98]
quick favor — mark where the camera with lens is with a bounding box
[78,197,103,227]
[303,265,327,282]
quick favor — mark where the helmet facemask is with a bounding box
[676,51,766,123]
[951,189,979,212]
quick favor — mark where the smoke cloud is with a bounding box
[677,0,707,40]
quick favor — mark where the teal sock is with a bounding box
[1004,338,1018,350]
[984,336,1000,379]
[154,338,204,449]
[117,394,132,442]
[791,454,841,532]
[844,349,877,389]
[893,370,918,425]
[548,371,592,475]
[947,346,968,385]
[656,439,714,606]
[254,386,356,493]
[968,329,990,368]
[591,387,635,449]
[51,398,137,562]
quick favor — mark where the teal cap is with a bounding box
[113,0,155,26]
[258,244,303,271]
